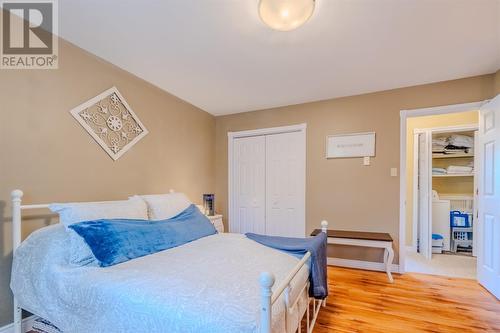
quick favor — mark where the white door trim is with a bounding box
[227,123,307,139]
[399,101,486,273]
[413,123,479,134]
[228,123,307,234]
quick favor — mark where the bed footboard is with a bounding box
[259,220,328,333]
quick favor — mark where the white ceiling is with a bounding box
[59,0,500,115]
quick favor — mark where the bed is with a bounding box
[10,189,328,333]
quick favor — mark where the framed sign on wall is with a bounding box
[326,132,376,158]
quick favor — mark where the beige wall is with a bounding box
[495,69,500,95]
[405,111,479,246]
[215,74,494,265]
[0,39,215,325]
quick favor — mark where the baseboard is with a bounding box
[327,258,400,273]
[0,316,36,333]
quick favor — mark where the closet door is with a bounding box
[231,136,266,234]
[417,132,432,260]
[265,131,306,237]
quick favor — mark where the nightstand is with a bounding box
[207,214,224,233]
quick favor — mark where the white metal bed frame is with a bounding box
[10,189,328,333]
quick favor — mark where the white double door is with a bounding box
[231,130,306,237]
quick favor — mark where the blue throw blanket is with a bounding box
[69,204,217,267]
[245,232,328,299]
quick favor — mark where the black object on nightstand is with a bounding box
[203,194,215,216]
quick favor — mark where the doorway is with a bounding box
[409,120,478,278]
[399,102,483,276]
[401,96,500,300]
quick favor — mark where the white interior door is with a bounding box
[231,136,266,234]
[265,131,306,237]
[477,94,500,299]
[473,130,479,257]
[417,132,432,259]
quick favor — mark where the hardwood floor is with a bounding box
[314,267,500,333]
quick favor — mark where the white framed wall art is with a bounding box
[326,132,376,158]
[70,86,148,160]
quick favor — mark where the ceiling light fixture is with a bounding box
[259,0,315,31]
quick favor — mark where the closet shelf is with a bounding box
[432,174,474,178]
[432,153,474,159]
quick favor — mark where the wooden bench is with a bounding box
[311,229,395,282]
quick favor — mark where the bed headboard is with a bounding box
[11,189,47,333]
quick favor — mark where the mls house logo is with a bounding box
[1,0,58,69]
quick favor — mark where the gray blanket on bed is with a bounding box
[245,232,328,299]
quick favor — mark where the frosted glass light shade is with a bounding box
[259,0,315,31]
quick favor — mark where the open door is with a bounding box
[473,130,479,257]
[416,132,432,259]
[477,94,500,299]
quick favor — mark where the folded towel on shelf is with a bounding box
[432,167,447,175]
[432,138,447,147]
[432,138,448,153]
[435,145,473,155]
[433,147,473,155]
[448,134,474,148]
[446,165,473,174]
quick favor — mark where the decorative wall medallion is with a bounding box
[69,87,148,160]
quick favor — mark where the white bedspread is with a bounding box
[11,225,309,333]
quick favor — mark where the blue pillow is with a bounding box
[68,204,217,267]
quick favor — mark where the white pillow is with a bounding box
[133,193,192,220]
[49,197,148,266]
[67,230,98,266]
[49,197,148,227]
